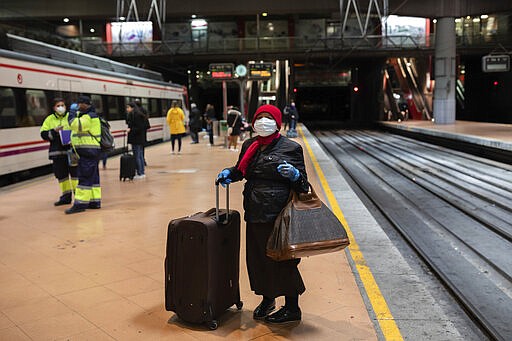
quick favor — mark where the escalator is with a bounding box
[456,78,465,111]
[387,58,432,120]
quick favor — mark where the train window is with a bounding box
[24,90,48,126]
[149,98,159,117]
[140,98,149,111]
[162,99,171,116]
[0,87,16,129]
[91,94,104,115]
[107,96,122,120]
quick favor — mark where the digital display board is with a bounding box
[209,63,234,79]
[248,63,273,79]
[482,55,510,72]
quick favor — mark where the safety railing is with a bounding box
[82,33,512,57]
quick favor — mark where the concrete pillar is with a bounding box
[433,17,456,124]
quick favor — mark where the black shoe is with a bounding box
[88,203,101,209]
[54,193,72,206]
[264,306,301,324]
[65,206,86,214]
[253,299,276,320]
[54,199,71,206]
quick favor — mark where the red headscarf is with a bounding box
[237,105,282,176]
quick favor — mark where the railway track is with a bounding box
[315,129,512,341]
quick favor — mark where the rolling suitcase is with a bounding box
[120,132,136,181]
[164,182,243,330]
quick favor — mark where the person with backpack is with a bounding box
[126,102,147,179]
[65,96,102,214]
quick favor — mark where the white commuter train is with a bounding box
[0,34,189,184]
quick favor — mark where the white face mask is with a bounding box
[253,117,277,137]
[55,105,66,114]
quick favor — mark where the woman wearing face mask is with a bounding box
[40,98,77,206]
[216,104,309,324]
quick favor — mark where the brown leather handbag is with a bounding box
[266,185,350,261]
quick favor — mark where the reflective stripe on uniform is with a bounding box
[49,150,68,157]
[91,185,101,202]
[59,178,73,194]
[75,185,92,204]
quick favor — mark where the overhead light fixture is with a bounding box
[433,19,437,23]
[262,12,268,17]
[90,28,95,33]
[63,18,70,23]
[191,14,197,19]
[119,16,126,21]
[480,14,489,19]
[472,18,480,23]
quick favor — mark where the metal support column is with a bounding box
[433,17,456,124]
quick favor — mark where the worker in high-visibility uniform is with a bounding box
[40,98,77,206]
[65,95,102,214]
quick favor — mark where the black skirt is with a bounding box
[246,222,305,298]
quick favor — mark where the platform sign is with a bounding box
[248,63,273,79]
[482,55,510,72]
[209,63,234,79]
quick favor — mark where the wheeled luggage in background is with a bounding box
[119,132,135,181]
[165,182,242,330]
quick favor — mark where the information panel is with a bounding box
[209,63,234,79]
[482,55,510,72]
[248,63,273,79]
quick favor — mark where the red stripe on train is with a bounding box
[0,63,183,93]
[0,145,49,157]
[0,140,48,149]
[0,127,163,156]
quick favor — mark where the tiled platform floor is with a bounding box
[0,132,377,340]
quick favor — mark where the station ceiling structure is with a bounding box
[1,0,512,20]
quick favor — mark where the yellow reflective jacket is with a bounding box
[69,108,101,157]
[40,112,72,159]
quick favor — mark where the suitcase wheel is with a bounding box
[207,320,218,330]
[236,301,243,310]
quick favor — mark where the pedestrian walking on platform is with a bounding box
[189,103,202,144]
[217,104,309,324]
[166,100,186,154]
[227,107,242,151]
[40,98,77,206]
[204,103,217,146]
[126,102,147,179]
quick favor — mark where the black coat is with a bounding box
[127,109,147,145]
[227,112,242,135]
[189,107,202,132]
[228,135,309,223]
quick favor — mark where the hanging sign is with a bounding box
[482,55,510,72]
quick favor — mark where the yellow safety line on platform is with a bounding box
[298,126,403,341]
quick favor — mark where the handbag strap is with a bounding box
[293,182,323,210]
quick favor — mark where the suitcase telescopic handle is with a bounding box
[214,181,229,223]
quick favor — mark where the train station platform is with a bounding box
[0,125,479,340]
[380,120,512,152]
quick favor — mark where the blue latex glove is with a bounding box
[216,169,232,187]
[277,161,300,181]
[69,103,79,115]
